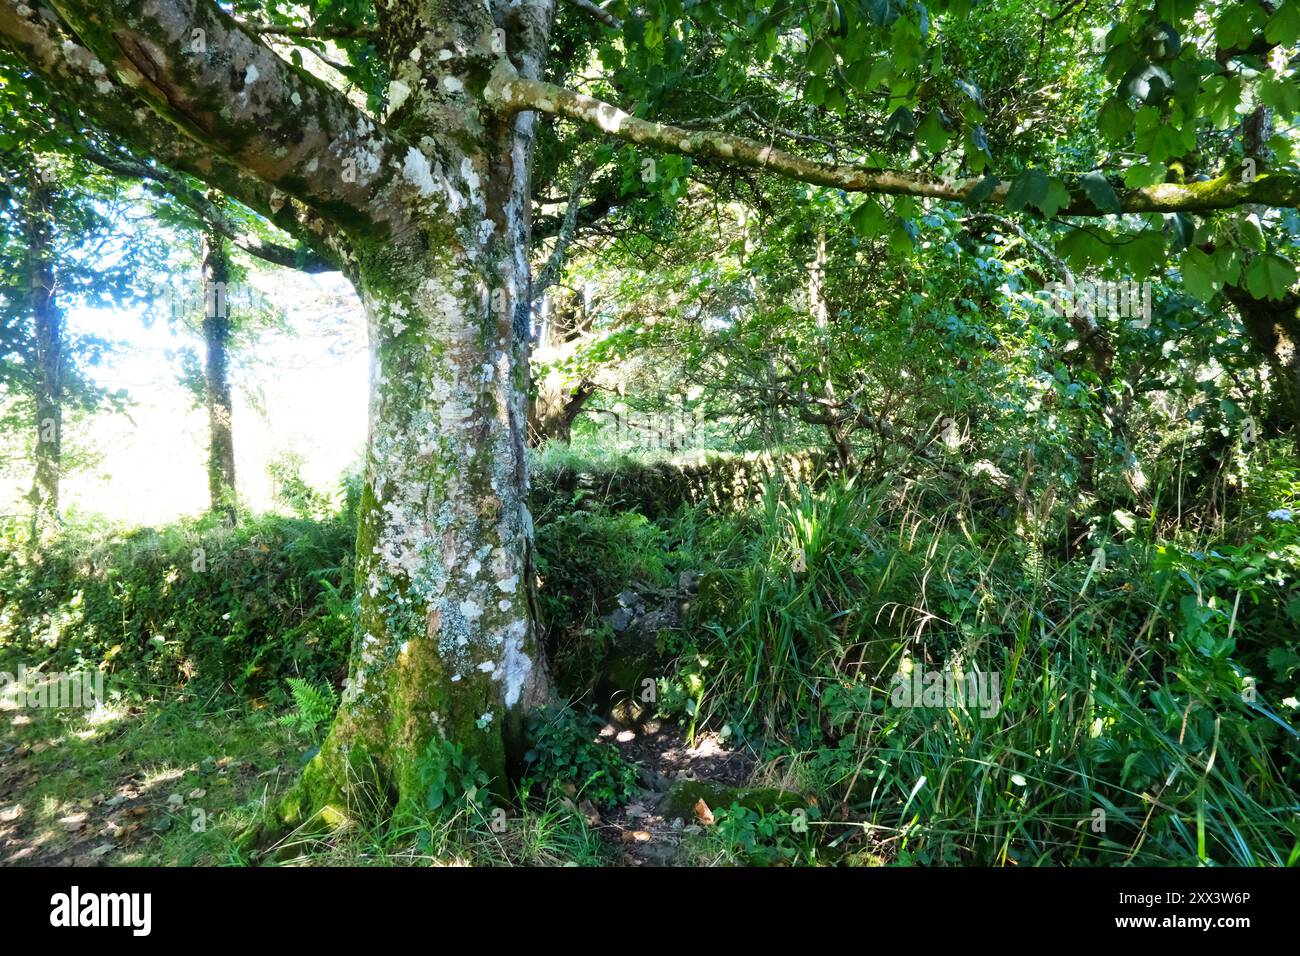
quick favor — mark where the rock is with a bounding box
[609,698,648,728]
[636,766,673,792]
[59,812,88,832]
[166,793,184,808]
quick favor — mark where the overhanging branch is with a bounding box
[37,0,416,239]
[488,66,1300,217]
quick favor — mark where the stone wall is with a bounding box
[530,449,836,519]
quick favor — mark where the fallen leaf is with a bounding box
[60,812,88,832]
[694,798,715,826]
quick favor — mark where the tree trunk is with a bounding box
[27,169,61,542]
[201,227,237,525]
[280,5,553,827]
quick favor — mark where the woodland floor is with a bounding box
[599,722,755,866]
[0,690,758,867]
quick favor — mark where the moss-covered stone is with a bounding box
[659,779,808,820]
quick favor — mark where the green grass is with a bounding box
[0,674,611,867]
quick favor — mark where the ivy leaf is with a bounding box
[1244,253,1298,300]
[1080,171,1121,214]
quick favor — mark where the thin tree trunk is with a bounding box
[810,226,851,467]
[27,168,61,542]
[201,226,237,525]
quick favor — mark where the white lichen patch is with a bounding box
[244,63,259,86]
[388,79,412,113]
[442,75,464,93]
[496,575,518,594]
[402,146,439,198]
[496,621,533,708]
[458,599,483,622]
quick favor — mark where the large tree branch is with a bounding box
[562,0,622,30]
[488,66,1300,216]
[81,146,334,272]
[239,19,377,41]
[0,0,350,269]
[33,0,416,239]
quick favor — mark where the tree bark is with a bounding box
[27,168,61,542]
[279,2,554,826]
[201,227,237,525]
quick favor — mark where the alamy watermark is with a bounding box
[614,406,704,454]
[890,665,1002,718]
[0,665,105,709]
[146,275,268,322]
[1043,278,1152,327]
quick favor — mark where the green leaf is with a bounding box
[1039,177,1071,218]
[807,39,836,74]
[1244,253,1298,300]
[1123,162,1166,188]
[850,198,888,237]
[1167,212,1195,252]
[1005,169,1048,214]
[1259,76,1300,117]
[889,218,917,256]
[962,175,1000,205]
[1118,229,1166,276]
[884,105,917,138]
[1080,172,1121,214]
[1266,1,1300,45]
[1057,228,1108,271]
[916,111,949,154]
[1179,247,1221,302]
[1098,98,1134,142]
